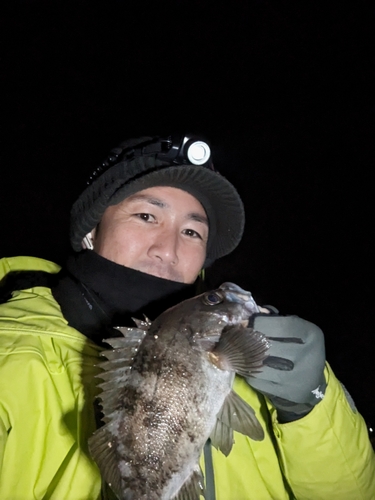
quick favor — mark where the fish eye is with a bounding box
[202,291,224,306]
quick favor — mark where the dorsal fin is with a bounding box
[88,424,123,499]
[97,326,148,422]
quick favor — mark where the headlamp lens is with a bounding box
[186,140,211,165]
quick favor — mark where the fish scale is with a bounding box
[89,282,270,500]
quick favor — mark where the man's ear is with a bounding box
[82,230,95,250]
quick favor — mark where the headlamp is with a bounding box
[158,134,212,168]
[87,134,213,186]
[185,140,211,165]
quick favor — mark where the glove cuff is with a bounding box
[270,371,327,423]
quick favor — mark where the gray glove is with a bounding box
[247,314,326,422]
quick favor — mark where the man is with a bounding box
[0,134,374,499]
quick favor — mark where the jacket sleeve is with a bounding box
[0,328,102,499]
[271,363,375,499]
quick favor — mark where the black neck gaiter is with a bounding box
[51,250,196,346]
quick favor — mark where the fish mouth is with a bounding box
[219,282,260,323]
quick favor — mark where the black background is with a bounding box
[1,1,374,426]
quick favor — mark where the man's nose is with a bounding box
[148,230,179,265]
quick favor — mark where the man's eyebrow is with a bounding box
[127,193,166,208]
[127,193,208,226]
[187,213,208,226]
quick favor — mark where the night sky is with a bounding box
[1,1,374,426]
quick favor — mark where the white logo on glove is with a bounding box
[311,386,325,400]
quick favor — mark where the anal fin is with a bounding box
[173,464,205,500]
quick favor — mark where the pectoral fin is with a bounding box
[211,325,270,377]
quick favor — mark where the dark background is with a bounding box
[1,1,374,427]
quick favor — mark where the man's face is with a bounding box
[92,186,209,284]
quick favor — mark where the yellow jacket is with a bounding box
[0,256,374,500]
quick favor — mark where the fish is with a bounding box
[88,282,270,500]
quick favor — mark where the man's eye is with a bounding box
[135,213,155,222]
[182,228,202,239]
